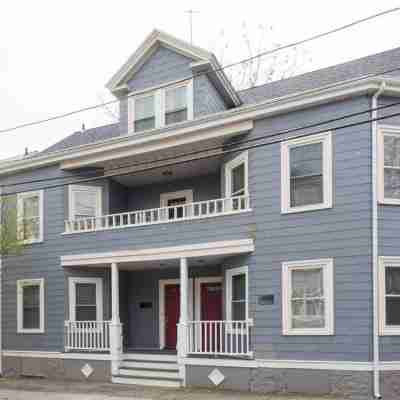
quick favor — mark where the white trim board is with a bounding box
[2,77,400,177]
[158,278,193,349]
[61,239,255,267]
[2,350,111,361]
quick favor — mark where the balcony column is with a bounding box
[110,262,122,376]
[177,257,189,359]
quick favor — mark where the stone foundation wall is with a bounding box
[186,365,374,399]
[2,356,110,382]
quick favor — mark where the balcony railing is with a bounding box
[187,320,253,357]
[64,195,250,234]
[64,320,110,352]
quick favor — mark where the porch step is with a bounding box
[120,360,179,371]
[112,375,181,388]
[122,353,178,363]
[119,368,180,379]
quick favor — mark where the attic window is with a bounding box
[128,80,193,134]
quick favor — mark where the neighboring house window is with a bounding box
[134,93,156,132]
[17,279,45,333]
[378,127,400,204]
[68,185,102,220]
[226,266,248,321]
[69,277,103,321]
[17,190,44,244]
[128,80,193,133]
[281,132,333,213]
[379,257,400,335]
[282,259,334,335]
[160,189,193,219]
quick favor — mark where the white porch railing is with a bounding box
[64,195,250,234]
[64,321,111,352]
[187,320,253,357]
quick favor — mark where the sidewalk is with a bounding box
[0,378,343,400]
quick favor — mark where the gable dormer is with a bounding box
[106,29,240,135]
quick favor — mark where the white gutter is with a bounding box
[372,82,385,399]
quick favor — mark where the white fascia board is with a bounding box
[60,239,255,267]
[1,77,400,177]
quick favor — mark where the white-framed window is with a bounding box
[281,132,333,213]
[282,259,334,336]
[378,126,400,204]
[17,190,44,244]
[68,277,103,321]
[68,185,102,221]
[378,257,400,335]
[160,189,193,219]
[128,80,193,134]
[226,266,249,322]
[17,278,45,334]
[225,151,249,198]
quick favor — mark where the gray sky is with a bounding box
[1,0,399,159]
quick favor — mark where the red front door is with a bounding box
[201,282,223,352]
[165,284,180,349]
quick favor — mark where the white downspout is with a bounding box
[372,81,385,399]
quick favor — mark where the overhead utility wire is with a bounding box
[0,7,398,135]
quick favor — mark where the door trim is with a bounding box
[159,278,193,350]
[160,189,194,207]
[194,277,223,321]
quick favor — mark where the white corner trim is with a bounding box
[61,239,255,267]
[158,278,193,349]
[282,258,335,336]
[226,266,249,321]
[377,126,400,205]
[160,189,194,207]
[17,278,45,334]
[194,276,223,321]
[68,185,102,221]
[281,131,333,214]
[378,256,400,336]
[68,277,103,321]
[17,190,44,244]
[224,151,249,197]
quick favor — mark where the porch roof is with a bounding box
[60,239,254,267]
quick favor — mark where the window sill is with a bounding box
[380,327,400,336]
[17,329,45,334]
[282,202,332,214]
[379,198,400,206]
[21,238,43,245]
[283,328,334,336]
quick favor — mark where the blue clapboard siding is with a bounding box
[118,45,228,134]
[377,96,400,361]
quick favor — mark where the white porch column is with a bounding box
[177,257,189,359]
[110,262,122,376]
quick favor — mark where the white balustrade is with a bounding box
[64,321,111,352]
[64,195,250,234]
[187,320,253,357]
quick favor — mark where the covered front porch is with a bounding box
[62,239,254,365]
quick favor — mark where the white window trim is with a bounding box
[68,277,103,321]
[282,258,334,336]
[379,256,400,335]
[160,189,194,207]
[158,278,193,350]
[128,79,194,134]
[225,265,249,322]
[17,278,45,334]
[224,151,249,198]
[68,185,102,220]
[377,125,400,205]
[281,131,333,214]
[17,190,44,244]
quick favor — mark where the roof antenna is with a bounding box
[185,10,199,44]
[24,147,29,156]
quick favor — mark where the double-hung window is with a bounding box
[17,190,44,244]
[225,152,249,210]
[379,257,400,335]
[226,266,248,322]
[69,185,102,221]
[378,127,400,204]
[17,279,45,333]
[282,259,334,335]
[128,80,193,133]
[281,132,333,213]
[69,277,103,321]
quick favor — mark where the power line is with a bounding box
[0,7,398,135]
[2,109,400,197]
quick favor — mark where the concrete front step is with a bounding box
[122,353,177,362]
[112,375,181,388]
[120,360,179,371]
[119,368,180,379]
